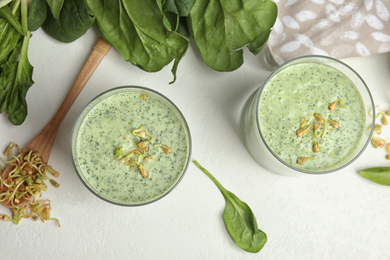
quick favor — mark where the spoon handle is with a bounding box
[0,38,111,209]
[23,38,112,162]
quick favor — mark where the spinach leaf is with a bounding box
[193,160,267,253]
[187,0,277,71]
[359,167,390,186]
[46,0,64,19]
[42,0,94,43]
[161,0,195,16]
[0,0,34,125]
[0,4,23,35]
[0,0,12,9]
[0,32,33,125]
[156,0,194,32]
[176,17,190,37]
[0,3,22,62]
[156,0,178,32]
[248,30,273,55]
[28,0,47,31]
[86,0,189,83]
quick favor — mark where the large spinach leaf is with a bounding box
[42,0,94,43]
[86,0,189,83]
[187,0,277,71]
[193,160,267,253]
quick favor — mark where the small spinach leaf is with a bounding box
[42,0,94,43]
[359,167,390,186]
[193,160,267,253]
[28,0,48,31]
[46,0,64,19]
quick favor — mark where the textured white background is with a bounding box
[1,27,390,260]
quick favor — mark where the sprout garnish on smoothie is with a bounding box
[295,100,346,165]
[114,125,172,179]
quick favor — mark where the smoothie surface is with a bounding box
[73,88,190,205]
[258,62,365,172]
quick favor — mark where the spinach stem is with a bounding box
[15,31,31,82]
[11,0,20,13]
[21,0,27,34]
[193,160,228,195]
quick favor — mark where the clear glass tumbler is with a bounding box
[243,56,375,175]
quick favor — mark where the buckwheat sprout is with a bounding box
[313,113,324,124]
[328,99,346,111]
[371,137,386,148]
[114,125,172,178]
[296,125,311,137]
[376,112,388,125]
[0,143,60,226]
[312,140,320,153]
[296,156,316,165]
[299,117,308,129]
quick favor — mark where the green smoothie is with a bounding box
[258,62,366,172]
[72,87,191,205]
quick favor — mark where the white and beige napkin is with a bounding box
[267,0,390,65]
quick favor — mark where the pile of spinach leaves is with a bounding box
[0,0,277,125]
[0,0,33,125]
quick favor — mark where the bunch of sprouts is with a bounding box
[0,143,60,226]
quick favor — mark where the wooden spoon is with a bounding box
[0,38,111,208]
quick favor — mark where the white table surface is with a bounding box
[1,27,390,260]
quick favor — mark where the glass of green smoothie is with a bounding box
[71,86,191,206]
[243,56,375,175]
